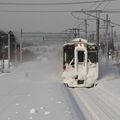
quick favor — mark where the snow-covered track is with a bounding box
[74,87,120,120]
[63,87,87,120]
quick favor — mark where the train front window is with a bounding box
[78,51,84,62]
[63,45,74,65]
[88,51,98,63]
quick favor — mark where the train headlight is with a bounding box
[81,44,84,47]
[78,44,81,47]
[78,43,84,47]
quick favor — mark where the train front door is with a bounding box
[75,47,87,82]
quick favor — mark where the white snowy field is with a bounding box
[0,44,120,120]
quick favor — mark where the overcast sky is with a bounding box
[0,0,119,33]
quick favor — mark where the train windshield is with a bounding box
[87,44,98,63]
[63,44,74,65]
[88,51,98,63]
[78,51,84,62]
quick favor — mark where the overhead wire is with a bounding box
[81,10,120,26]
[94,0,106,10]
[0,9,119,13]
[0,1,118,27]
[70,0,106,27]
[0,10,72,13]
[70,0,118,37]
[0,0,113,6]
[102,0,112,10]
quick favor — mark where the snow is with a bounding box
[40,107,44,110]
[0,60,11,73]
[0,43,120,120]
[0,44,85,120]
[74,61,120,120]
[44,111,51,115]
[16,103,20,106]
[29,108,36,114]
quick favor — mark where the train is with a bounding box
[62,38,99,88]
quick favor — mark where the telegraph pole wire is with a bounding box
[0,0,113,6]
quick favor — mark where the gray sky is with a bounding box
[0,0,119,32]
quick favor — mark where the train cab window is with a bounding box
[63,45,74,65]
[78,51,84,62]
[88,51,98,63]
[87,44,98,63]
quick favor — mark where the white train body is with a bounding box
[62,38,99,88]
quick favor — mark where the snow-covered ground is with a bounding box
[0,45,87,120]
[0,44,120,120]
[74,61,120,120]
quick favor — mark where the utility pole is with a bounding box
[14,40,17,65]
[105,14,109,60]
[96,18,100,52]
[1,37,5,73]
[96,13,100,79]
[78,24,81,38]
[69,28,80,38]
[96,12,100,52]
[111,25,114,50]
[78,29,80,38]
[74,29,77,38]
[84,19,88,39]
[20,29,23,62]
[8,32,10,68]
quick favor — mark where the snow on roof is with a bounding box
[63,38,87,46]
[70,38,87,43]
[64,38,96,46]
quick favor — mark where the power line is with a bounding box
[78,0,108,27]
[0,9,120,13]
[81,10,120,26]
[0,10,71,13]
[73,9,120,13]
[70,0,106,20]
[102,0,112,10]
[0,0,113,6]
[94,0,106,10]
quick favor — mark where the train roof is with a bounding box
[64,38,96,46]
[70,38,87,43]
